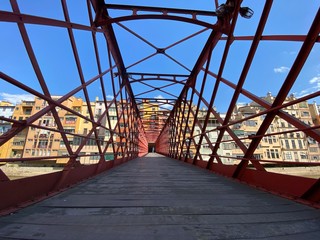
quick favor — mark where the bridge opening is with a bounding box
[148,143,155,153]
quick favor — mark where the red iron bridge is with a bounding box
[0,1,320,239]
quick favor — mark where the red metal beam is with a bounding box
[105,4,217,17]
[0,10,104,32]
[211,0,274,173]
[220,35,320,42]
[204,70,320,143]
[233,4,320,178]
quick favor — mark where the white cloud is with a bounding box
[0,92,34,104]
[154,95,172,110]
[295,75,320,98]
[295,88,313,98]
[236,102,248,107]
[155,95,164,99]
[106,95,114,99]
[309,76,320,84]
[273,66,290,73]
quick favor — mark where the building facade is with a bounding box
[1,93,319,165]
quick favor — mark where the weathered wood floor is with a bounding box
[1,153,320,239]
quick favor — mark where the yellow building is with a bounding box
[71,98,118,164]
[71,99,99,164]
[0,101,15,159]
[0,101,14,107]
[5,96,84,165]
[8,100,35,158]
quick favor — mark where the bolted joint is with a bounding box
[156,48,166,54]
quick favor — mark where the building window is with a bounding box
[299,102,308,108]
[266,149,279,159]
[285,140,290,149]
[285,152,292,160]
[60,140,65,147]
[266,150,271,159]
[270,124,274,132]
[25,109,32,115]
[300,153,308,160]
[271,149,276,158]
[298,140,303,149]
[309,147,318,152]
[90,153,100,160]
[65,117,76,124]
[65,128,75,133]
[223,143,233,150]
[38,140,48,149]
[77,137,83,145]
[253,154,261,160]
[245,120,257,126]
[291,140,296,149]
[41,119,50,126]
[13,140,24,146]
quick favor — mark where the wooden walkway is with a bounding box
[1,153,320,239]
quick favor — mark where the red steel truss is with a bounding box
[0,0,320,214]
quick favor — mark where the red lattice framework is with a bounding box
[0,0,320,214]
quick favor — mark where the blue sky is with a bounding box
[0,0,320,112]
